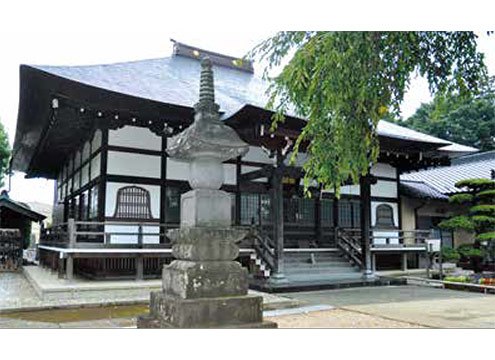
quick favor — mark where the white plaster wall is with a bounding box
[92,129,102,152]
[371,179,398,198]
[90,154,101,180]
[167,158,189,181]
[371,163,397,178]
[103,225,160,244]
[241,165,268,183]
[372,230,400,245]
[81,164,89,187]
[74,150,81,170]
[105,182,160,219]
[82,141,91,162]
[243,146,272,164]
[107,151,161,178]
[224,163,236,185]
[73,171,80,191]
[340,184,360,196]
[110,126,161,151]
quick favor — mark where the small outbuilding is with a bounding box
[0,190,46,271]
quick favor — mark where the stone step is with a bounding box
[284,267,360,274]
[284,261,355,269]
[285,272,363,282]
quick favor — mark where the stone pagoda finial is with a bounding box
[194,57,220,121]
[198,57,215,104]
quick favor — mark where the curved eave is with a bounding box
[13,65,195,178]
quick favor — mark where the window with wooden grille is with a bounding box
[375,204,395,227]
[113,186,153,220]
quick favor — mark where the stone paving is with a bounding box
[281,285,495,328]
[5,270,495,328]
[1,270,297,312]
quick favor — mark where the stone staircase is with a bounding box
[282,249,362,283]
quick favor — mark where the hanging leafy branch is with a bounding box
[249,32,488,195]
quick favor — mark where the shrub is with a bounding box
[441,247,460,262]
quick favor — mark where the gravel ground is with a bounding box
[265,309,425,328]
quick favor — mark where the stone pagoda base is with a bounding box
[137,291,276,328]
[137,227,277,329]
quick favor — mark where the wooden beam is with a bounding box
[240,165,272,182]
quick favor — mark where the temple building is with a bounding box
[401,150,495,249]
[11,41,477,286]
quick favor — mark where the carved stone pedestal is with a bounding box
[137,227,276,328]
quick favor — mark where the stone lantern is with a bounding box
[138,58,276,328]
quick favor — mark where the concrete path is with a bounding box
[1,270,298,313]
[281,285,495,328]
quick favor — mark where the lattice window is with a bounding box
[240,193,271,225]
[321,199,333,226]
[113,186,152,219]
[338,201,353,228]
[352,201,361,228]
[375,204,394,227]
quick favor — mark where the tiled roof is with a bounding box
[401,151,495,196]
[400,180,449,199]
[29,53,477,153]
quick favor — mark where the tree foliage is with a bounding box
[439,178,495,262]
[249,32,487,194]
[399,77,495,151]
[0,120,11,188]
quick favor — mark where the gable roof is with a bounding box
[401,150,495,196]
[0,192,46,222]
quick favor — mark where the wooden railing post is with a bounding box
[68,218,76,247]
[138,224,143,247]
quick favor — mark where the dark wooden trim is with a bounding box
[106,174,162,186]
[98,128,108,221]
[360,175,372,274]
[159,135,167,243]
[396,170,402,229]
[235,156,241,226]
[374,175,398,182]
[370,196,399,203]
[105,217,160,223]
[106,144,164,157]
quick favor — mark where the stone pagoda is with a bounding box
[138,57,276,328]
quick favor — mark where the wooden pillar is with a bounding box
[333,194,339,244]
[136,255,144,281]
[66,254,74,280]
[235,156,242,226]
[269,152,287,284]
[315,191,322,246]
[159,134,168,243]
[68,218,76,247]
[58,255,65,279]
[401,253,408,272]
[359,175,374,278]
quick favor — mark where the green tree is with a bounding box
[439,179,495,270]
[249,32,488,194]
[400,77,495,151]
[0,120,11,187]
